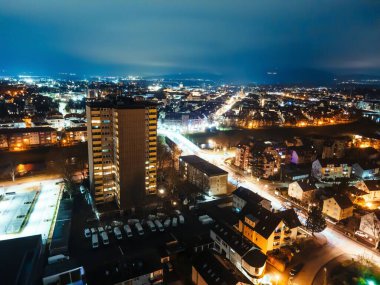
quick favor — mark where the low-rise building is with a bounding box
[232,186,272,212]
[322,195,353,221]
[234,140,253,171]
[355,180,380,202]
[289,146,317,165]
[62,126,87,145]
[179,155,228,195]
[352,163,379,180]
[0,235,44,285]
[0,127,58,151]
[288,181,316,203]
[238,204,300,254]
[311,159,352,181]
[210,223,267,284]
[192,250,251,285]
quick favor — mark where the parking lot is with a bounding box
[0,179,62,242]
[69,193,211,284]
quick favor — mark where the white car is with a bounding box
[355,231,368,239]
[84,228,91,238]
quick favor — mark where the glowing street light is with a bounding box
[158,188,165,195]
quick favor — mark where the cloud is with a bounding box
[0,0,379,78]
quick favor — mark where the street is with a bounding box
[160,128,380,284]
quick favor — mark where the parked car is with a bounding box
[147,220,156,232]
[100,231,109,245]
[290,263,304,276]
[90,228,97,234]
[164,218,171,228]
[98,226,105,233]
[326,217,337,225]
[154,220,164,232]
[84,228,91,238]
[355,231,369,239]
[123,224,133,237]
[114,227,123,240]
[105,225,113,233]
[135,222,144,236]
[92,234,99,249]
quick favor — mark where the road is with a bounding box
[159,128,380,284]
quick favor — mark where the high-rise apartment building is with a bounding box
[86,100,157,209]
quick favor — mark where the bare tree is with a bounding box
[362,212,380,249]
[9,161,16,182]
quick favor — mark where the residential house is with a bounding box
[352,163,379,180]
[238,204,300,254]
[355,180,380,202]
[312,159,352,181]
[232,186,272,212]
[289,146,317,165]
[288,181,316,203]
[322,195,354,221]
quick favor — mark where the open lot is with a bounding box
[0,179,62,243]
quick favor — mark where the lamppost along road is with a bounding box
[159,129,380,269]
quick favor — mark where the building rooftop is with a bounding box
[211,223,254,256]
[276,209,302,229]
[65,126,87,132]
[362,180,380,191]
[242,248,267,268]
[0,235,43,285]
[241,204,282,239]
[329,195,353,209]
[86,99,157,109]
[192,250,251,285]
[0,126,56,134]
[233,186,270,206]
[180,155,228,177]
[294,181,316,192]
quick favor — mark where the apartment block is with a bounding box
[179,155,228,195]
[0,127,58,151]
[86,100,157,209]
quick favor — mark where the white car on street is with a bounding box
[355,231,368,239]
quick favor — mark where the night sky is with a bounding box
[1,0,380,82]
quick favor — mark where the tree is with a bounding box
[306,206,327,236]
[362,212,380,249]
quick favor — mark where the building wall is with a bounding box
[180,161,227,195]
[322,198,353,221]
[288,182,314,203]
[356,181,380,202]
[191,267,208,285]
[86,106,115,204]
[87,103,157,209]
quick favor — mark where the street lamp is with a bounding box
[158,188,165,195]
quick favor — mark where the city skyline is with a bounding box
[1,0,380,83]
